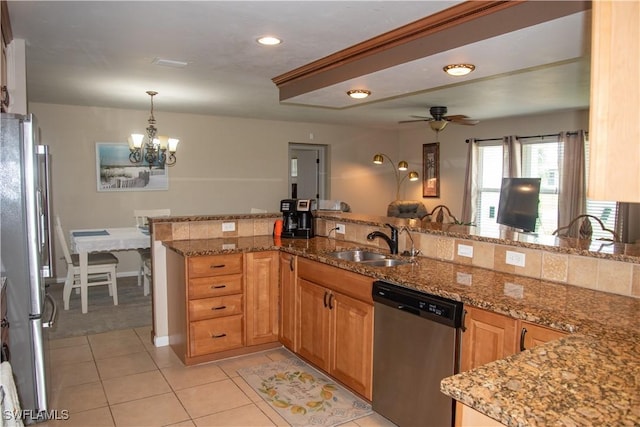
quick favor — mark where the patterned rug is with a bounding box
[238,356,372,427]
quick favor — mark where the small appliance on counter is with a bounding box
[280,199,314,239]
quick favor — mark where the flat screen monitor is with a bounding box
[496,178,541,232]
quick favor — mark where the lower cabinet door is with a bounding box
[189,315,244,356]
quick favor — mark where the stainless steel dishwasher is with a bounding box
[372,281,464,427]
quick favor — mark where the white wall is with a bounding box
[29,102,402,279]
[398,109,590,217]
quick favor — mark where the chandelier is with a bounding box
[373,153,419,200]
[129,91,179,167]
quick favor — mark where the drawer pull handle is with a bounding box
[211,284,227,289]
[210,264,226,269]
[520,327,528,352]
[211,333,227,339]
[211,305,227,311]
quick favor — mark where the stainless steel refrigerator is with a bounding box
[0,113,55,423]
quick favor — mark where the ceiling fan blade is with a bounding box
[399,119,431,123]
[443,114,469,120]
[409,115,432,120]
[453,119,480,125]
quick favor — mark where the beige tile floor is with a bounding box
[42,327,397,427]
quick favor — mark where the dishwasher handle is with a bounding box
[397,305,420,316]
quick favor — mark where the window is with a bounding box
[475,138,617,237]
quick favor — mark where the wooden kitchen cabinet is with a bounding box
[461,306,518,372]
[278,252,297,351]
[166,250,282,365]
[519,321,567,351]
[460,306,567,372]
[296,257,374,400]
[245,251,279,346]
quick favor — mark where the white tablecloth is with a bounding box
[70,227,150,253]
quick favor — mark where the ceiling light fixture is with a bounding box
[257,36,282,46]
[373,153,419,200]
[129,91,179,168]
[443,63,475,76]
[347,89,371,99]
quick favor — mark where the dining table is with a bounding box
[70,227,151,314]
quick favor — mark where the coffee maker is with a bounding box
[280,199,314,239]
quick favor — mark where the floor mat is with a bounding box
[238,356,372,427]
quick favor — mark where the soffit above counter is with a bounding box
[272,0,592,109]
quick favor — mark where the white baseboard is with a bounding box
[154,335,169,347]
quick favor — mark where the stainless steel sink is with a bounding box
[361,258,411,267]
[327,250,387,262]
[326,250,411,267]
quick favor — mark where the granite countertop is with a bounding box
[163,235,640,426]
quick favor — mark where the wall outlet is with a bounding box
[222,222,236,232]
[457,244,474,258]
[336,223,346,234]
[505,250,526,267]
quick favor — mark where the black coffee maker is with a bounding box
[280,199,314,239]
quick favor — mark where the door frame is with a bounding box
[288,143,329,200]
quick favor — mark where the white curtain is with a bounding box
[461,139,478,224]
[502,135,521,178]
[558,130,587,233]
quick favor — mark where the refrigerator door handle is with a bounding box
[43,292,57,329]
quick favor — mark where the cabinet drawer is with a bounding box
[188,253,243,278]
[189,294,243,322]
[189,315,244,356]
[188,274,243,299]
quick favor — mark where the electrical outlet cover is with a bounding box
[336,224,346,234]
[222,222,236,232]
[505,250,526,267]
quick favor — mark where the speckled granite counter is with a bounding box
[164,235,640,426]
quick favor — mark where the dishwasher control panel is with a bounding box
[372,281,463,328]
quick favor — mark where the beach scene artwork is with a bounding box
[96,142,169,192]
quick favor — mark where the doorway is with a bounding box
[288,143,328,201]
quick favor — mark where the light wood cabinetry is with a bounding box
[245,251,279,346]
[461,306,567,372]
[278,252,297,351]
[296,257,374,400]
[166,251,280,365]
[588,0,640,203]
[461,306,518,372]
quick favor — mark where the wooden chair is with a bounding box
[552,214,619,242]
[133,209,171,295]
[54,216,119,312]
[425,205,459,224]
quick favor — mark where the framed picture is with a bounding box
[423,143,440,198]
[96,142,169,192]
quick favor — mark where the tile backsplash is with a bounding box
[153,216,639,299]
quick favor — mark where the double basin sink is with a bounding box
[327,250,411,267]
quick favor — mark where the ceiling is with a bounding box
[6,1,592,130]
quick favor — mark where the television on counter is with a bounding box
[496,177,542,232]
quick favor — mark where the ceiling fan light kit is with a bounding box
[443,64,475,76]
[347,89,371,99]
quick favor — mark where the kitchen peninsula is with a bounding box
[152,212,639,427]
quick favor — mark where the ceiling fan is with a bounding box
[400,106,480,132]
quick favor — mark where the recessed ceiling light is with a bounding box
[347,89,371,99]
[257,36,282,46]
[443,64,475,76]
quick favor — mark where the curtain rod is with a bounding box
[465,130,586,144]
